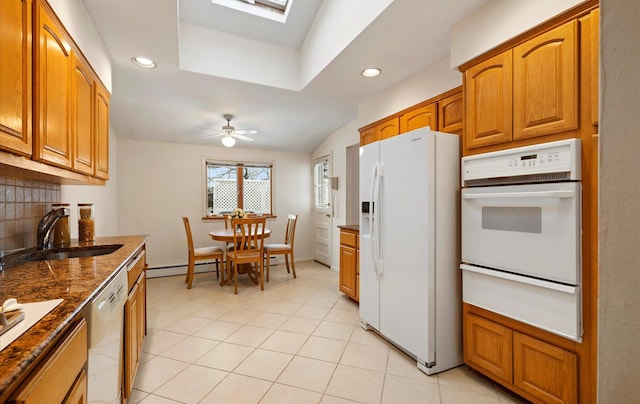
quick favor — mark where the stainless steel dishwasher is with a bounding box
[84,267,128,403]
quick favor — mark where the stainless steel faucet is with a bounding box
[37,207,71,251]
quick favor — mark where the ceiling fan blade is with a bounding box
[234,129,257,135]
[233,134,255,141]
[203,133,225,139]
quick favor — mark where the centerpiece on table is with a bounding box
[228,208,247,232]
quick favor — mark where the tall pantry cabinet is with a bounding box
[460,2,600,403]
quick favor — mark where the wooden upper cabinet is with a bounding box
[513,20,578,140]
[360,126,378,146]
[464,51,513,150]
[34,2,73,169]
[590,8,599,126]
[513,332,577,404]
[400,103,436,133]
[71,53,95,176]
[0,0,32,156]
[438,91,463,134]
[95,82,110,180]
[378,117,399,140]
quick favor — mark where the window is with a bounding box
[206,160,273,216]
[314,159,330,209]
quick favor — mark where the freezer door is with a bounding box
[378,130,435,363]
[359,141,380,330]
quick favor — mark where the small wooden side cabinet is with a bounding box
[339,227,359,302]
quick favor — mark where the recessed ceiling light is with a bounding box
[131,57,156,69]
[361,68,381,78]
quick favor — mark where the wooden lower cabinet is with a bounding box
[464,312,513,384]
[63,370,87,404]
[124,247,147,399]
[513,332,577,404]
[339,228,359,302]
[464,304,578,404]
[10,319,88,404]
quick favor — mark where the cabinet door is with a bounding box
[136,272,147,356]
[464,313,513,384]
[400,103,436,133]
[438,91,463,134]
[94,82,110,179]
[71,53,94,175]
[339,245,357,300]
[464,51,513,150]
[34,2,72,168]
[377,117,399,140]
[0,0,32,156]
[513,20,578,140]
[513,332,577,404]
[63,370,87,404]
[360,126,378,146]
[124,281,140,398]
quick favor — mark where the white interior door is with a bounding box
[313,156,331,266]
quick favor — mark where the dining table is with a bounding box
[209,227,271,286]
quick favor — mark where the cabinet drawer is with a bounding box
[12,319,87,404]
[127,247,146,291]
[340,231,357,248]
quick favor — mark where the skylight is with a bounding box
[211,0,292,23]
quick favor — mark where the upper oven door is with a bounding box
[461,181,581,285]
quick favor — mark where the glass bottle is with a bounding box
[78,203,95,242]
[51,203,70,247]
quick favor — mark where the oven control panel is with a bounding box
[462,139,581,183]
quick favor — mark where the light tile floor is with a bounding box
[130,261,530,404]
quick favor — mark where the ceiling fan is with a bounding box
[201,114,258,147]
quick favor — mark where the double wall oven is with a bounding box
[460,139,583,342]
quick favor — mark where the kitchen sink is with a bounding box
[1,244,124,268]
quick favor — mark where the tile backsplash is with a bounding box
[0,174,60,252]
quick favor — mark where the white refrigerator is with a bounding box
[359,127,462,375]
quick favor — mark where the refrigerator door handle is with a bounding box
[374,163,382,275]
[369,164,378,275]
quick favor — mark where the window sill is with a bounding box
[202,214,277,221]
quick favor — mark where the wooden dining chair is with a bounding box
[182,217,224,289]
[226,217,267,294]
[263,214,298,282]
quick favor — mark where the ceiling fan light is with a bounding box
[221,135,236,147]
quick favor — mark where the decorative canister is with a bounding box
[78,203,95,242]
[52,203,70,247]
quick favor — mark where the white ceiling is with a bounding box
[82,0,490,153]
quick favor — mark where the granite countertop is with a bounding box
[0,235,149,400]
[338,224,359,231]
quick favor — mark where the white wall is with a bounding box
[357,57,461,127]
[116,138,313,270]
[61,130,119,238]
[312,120,360,271]
[450,0,586,68]
[598,0,640,401]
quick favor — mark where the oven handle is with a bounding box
[460,264,577,294]
[462,190,575,200]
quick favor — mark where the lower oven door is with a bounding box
[462,264,582,342]
[461,181,581,285]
